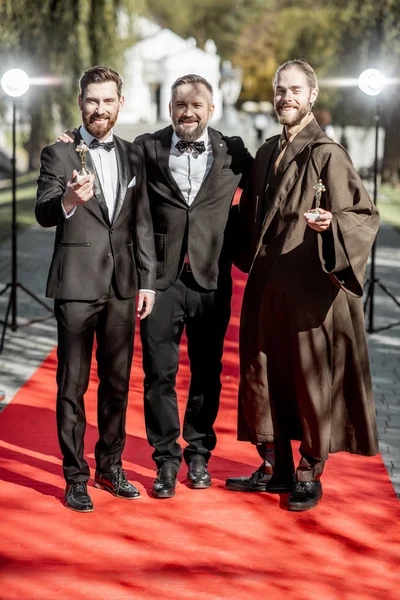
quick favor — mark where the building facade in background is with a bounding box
[120,18,222,125]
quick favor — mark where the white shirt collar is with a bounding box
[80,125,114,146]
[171,128,209,149]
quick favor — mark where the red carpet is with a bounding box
[1,267,399,600]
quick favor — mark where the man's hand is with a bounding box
[136,291,155,320]
[57,130,75,143]
[62,170,95,214]
[304,208,332,232]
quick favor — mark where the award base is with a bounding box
[304,210,321,222]
[74,170,91,183]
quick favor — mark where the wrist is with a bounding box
[62,193,77,215]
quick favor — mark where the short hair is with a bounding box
[170,74,213,102]
[273,59,318,91]
[79,65,123,99]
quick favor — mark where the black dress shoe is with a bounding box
[187,455,212,489]
[287,481,323,511]
[64,482,94,513]
[151,466,177,499]
[94,468,140,499]
[226,464,294,493]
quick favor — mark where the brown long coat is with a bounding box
[237,118,379,461]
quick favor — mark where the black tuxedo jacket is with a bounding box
[36,131,156,301]
[134,126,253,291]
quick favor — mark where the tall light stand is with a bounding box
[0,69,54,354]
[359,69,400,333]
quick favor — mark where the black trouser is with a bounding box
[140,271,232,473]
[55,287,136,484]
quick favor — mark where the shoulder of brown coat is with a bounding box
[254,134,280,159]
[310,134,355,171]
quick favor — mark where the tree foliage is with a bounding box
[0,0,399,180]
[144,0,263,58]
[0,0,140,169]
[232,0,400,182]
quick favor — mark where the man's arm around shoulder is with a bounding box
[224,135,254,188]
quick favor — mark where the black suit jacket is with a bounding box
[36,130,156,301]
[134,126,253,291]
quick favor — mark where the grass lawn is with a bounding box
[378,184,400,228]
[0,173,38,242]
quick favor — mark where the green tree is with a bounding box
[233,1,342,104]
[145,0,262,58]
[0,0,140,170]
[232,0,400,183]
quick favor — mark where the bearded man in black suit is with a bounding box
[134,74,253,498]
[36,66,156,512]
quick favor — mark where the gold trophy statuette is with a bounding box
[305,179,326,221]
[75,140,91,182]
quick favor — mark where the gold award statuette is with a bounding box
[305,179,326,221]
[75,140,91,182]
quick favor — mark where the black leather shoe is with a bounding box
[287,481,323,511]
[226,464,294,493]
[64,482,94,512]
[94,468,140,499]
[151,466,177,499]
[187,455,212,489]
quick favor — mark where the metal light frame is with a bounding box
[359,69,400,333]
[0,69,53,353]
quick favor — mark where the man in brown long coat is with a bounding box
[226,59,380,511]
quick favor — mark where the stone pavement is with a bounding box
[0,163,399,501]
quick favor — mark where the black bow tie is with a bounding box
[175,140,206,154]
[89,139,115,152]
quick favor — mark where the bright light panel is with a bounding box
[358,69,385,96]
[1,69,30,97]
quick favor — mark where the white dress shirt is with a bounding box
[80,126,118,222]
[63,125,118,222]
[169,129,214,205]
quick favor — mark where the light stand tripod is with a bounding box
[0,84,54,354]
[360,73,400,333]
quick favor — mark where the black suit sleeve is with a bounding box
[131,143,156,291]
[224,135,253,190]
[222,137,254,269]
[232,174,255,273]
[133,135,144,149]
[36,144,68,228]
[237,141,254,190]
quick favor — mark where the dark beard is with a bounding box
[83,112,118,140]
[172,119,206,141]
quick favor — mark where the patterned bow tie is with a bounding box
[89,139,115,152]
[175,140,206,154]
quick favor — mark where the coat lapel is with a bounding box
[73,130,110,225]
[156,126,187,203]
[251,120,323,268]
[112,136,129,223]
[190,128,227,205]
[253,137,280,232]
[276,117,321,175]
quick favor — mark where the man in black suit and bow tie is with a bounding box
[36,66,156,512]
[134,74,253,498]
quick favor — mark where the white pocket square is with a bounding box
[128,176,136,188]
